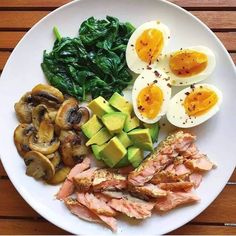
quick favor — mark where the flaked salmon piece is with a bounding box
[128,131,195,186]
[57,157,91,200]
[189,173,203,188]
[77,192,116,217]
[158,182,193,192]
[155,191,200,212]
[56,179,74,200]
[175,164,191,176]
[109,198,155,219]
[185,156,214,171]
[93,169,127,191]
[182,143,199,158]
[130,183,167,198]
[151,170,185,185]
[117,165,134,175]
[65,198,101,223]
[73,167,98,192]
[101,191,124,199]
[77,192,117,231]
[67,157,91,181]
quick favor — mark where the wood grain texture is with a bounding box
[1,31,236,51]
[0,11,236,30]
[1,178,236,223]
[0,162,7,176]
[0,0,235,9]
[0,52,10,71]
[170,224,236,235]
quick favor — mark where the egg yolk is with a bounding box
[137,84,163,119]
[169,50,208,77]
[135,28,164,64]
[184,87,218,116]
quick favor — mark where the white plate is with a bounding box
[0,0,235,235]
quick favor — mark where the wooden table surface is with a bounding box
[0,0,236,234]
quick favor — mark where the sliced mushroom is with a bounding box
[47,166,71,185]
[31,84,64,108]
[14,92,35,123]
[32,104,48,130]
[60,133,89,167]
[59,130,76,142]
[55,98,90,130]
[29,118,60,155]
[14,123,35,157]
[24,151,55,180]
[48,151,61,168]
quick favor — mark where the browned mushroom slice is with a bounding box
[60,134,89,167]
[14,92,35,123]
[31,84,64,108]
[47,151,61,168]
[47,166,71,185]
[32,104,48,130]
[55,98,90,130]
[24,151,55,180]
[14,123,35,157]
[29,119,60,155]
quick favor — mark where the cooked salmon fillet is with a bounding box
[189,173,203,188]
[73,167,98,192]
[108,197,155,219]
[155,191,200,212]
[158,182,193,192]
[128,131,196,186]
[65,198,101,223]
[56,158,91,200]
[185,156,214,171]
[77,192,117,231]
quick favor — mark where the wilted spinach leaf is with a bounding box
[41,16,135,101]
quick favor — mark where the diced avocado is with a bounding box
[124,115,140,132]
[88,96,115,118]
[128,128,153,151]
[128,146,144,168]
[100,137,127,167]
[117,131,132,148]
[81,115,103,138]
[91,144,106,160]
[86,127,113,146]
[102,112,127,134]
[115,155,130,168]
[109,92,133,114]
[143,122,160,143]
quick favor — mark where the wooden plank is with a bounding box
[1,31,236,51]
[0,0,236,9]
[170,0,236,8]
[0,0,70,8]
[171,224,236,235]
[0,219,68,235]
[1,178,235,222]
[0,51,10,71]
[229,169,236,182]
[0,32,25,49]
[0,11,236,30]
[0,162,7,177]
[0,179,38,217]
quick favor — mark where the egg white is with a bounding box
[132,69,171,124]
[166,83,223,128]
[126,21,170,74]
[157,46,216,86]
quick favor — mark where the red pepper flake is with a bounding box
[145,96,150,102]
[147,65,152,70]
[154,70,160,77]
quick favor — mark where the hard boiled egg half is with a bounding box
[157,46,216,86]
[167,84,222,128]
[132,69,171,124]
[126,21,170,74]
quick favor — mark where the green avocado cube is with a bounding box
[86,127,113,146]
[109,92,133,114]
[124,115,140,132]
[115,155,130,168]
[88,96,115,118]
[102,112,127,134]
[100,137,127,167]
[128,146,144,168]
[128,128,153,151]
[143,122,160,142]
[117,131,132,148]
[81,115,103,138]
[91,144,106,160]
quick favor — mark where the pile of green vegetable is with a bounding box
[41,16,135,101]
